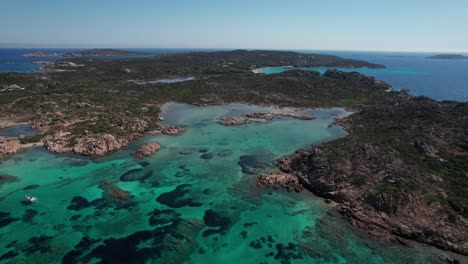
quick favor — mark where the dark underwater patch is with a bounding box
[138,161,151,167]
[67,196,90,211]
[62,218,203,264]
[22,184,40,190]
[0,251,18,262]
[119,168,143,179]
[238,155,271,175]
[148,209,181,226]
[156,184,202,208]
[200,152,214,160]
[217,149,233,157]
[0,212,20,228]
[22,209,38,223]
[22,235,53,255]
[120,169,153,182]
[202,209,231,236]
[274,242,302,263]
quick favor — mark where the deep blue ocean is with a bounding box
[1,48,467,101]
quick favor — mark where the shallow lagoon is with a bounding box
[0,103,464,263]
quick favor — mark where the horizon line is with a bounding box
[1,45,467,54]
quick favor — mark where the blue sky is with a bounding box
[1,0,467,52]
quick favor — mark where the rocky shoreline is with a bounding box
[274,95,468,256]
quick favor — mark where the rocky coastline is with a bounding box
[256,172,303,192]
[276,96,468,255]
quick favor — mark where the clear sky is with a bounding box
[1,0,468,52]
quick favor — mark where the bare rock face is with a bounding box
[257,172,303,192]
[0,136,22,157]
[161,125,187,135]
[43,132,128,156]
[134,143,160,158]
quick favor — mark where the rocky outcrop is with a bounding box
[0,136,21,157]
[257,172,303,192]
[43,132,129,156]
[219,112,315,126]
[218,116,251,126]
[245,112,315,120]
[161,125,187,135]
[134,143,160,158]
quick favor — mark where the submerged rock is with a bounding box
[156,184,202,208]
[120,169,153,182]
[99,181,131,203]
[148,209,181,226]
[0,174,19,186]
[238,155,271,175]
[67,196,90,211]
[202,209,231,237]
[0,212,20,228]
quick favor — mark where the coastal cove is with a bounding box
[0,103,463,263]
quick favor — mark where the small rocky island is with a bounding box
[427,54,468,59]
[23,48,149,58]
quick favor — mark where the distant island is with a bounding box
[427,54,468,59]
[23,48,149,58]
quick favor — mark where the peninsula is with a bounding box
[427,54,468,59]
[1,50,467,256]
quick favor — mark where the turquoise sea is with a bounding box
[1,104,466,263]
[259,50,468,102]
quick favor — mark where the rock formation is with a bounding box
[161,125,187,135]
[219,112,315,126]
[43,132,129,156]
[257,172,303,192]
[134,143,161,158]
[0,136,21,157]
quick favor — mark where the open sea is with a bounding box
[0,48,467,263]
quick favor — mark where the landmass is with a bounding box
[0,50,466,256]
[23,48,149,58]
[427,54,468,59]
